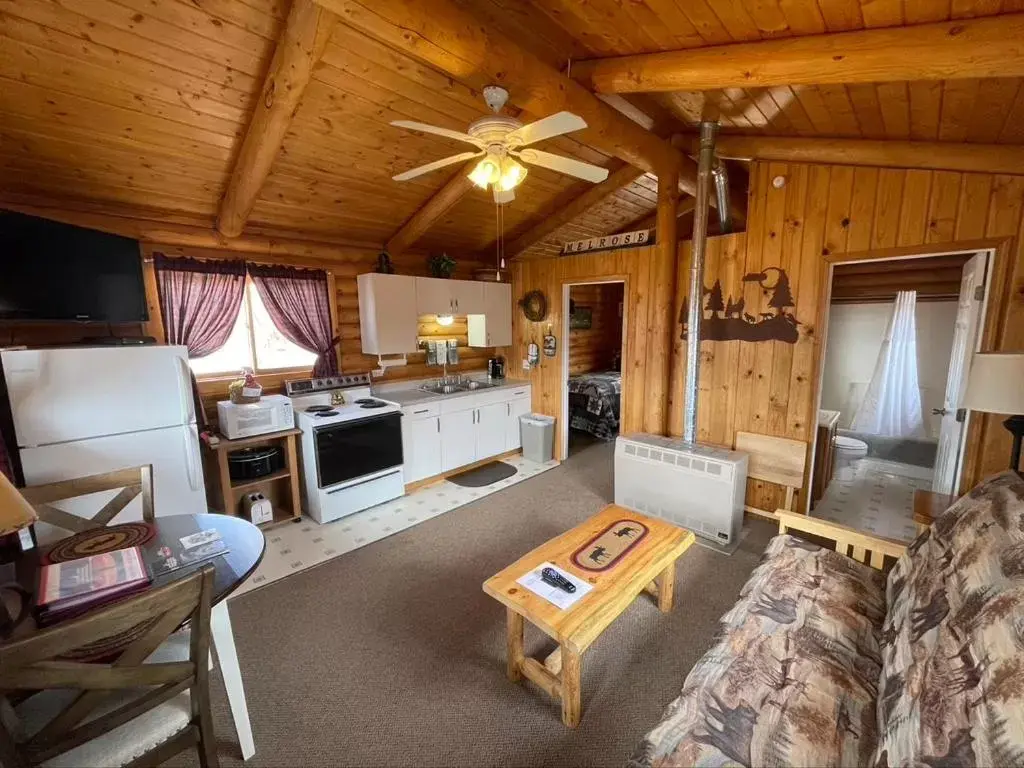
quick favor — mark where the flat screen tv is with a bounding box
[0,210,148,322]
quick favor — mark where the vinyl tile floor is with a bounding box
[812,456,934,541]
[232,454,559,599]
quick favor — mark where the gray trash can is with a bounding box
[520,413,555,463]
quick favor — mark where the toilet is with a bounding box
[833,435,869,476]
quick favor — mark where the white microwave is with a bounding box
[217,395,294,440]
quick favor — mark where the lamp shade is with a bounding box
[962,353,1024,415]
[0,471,37,536]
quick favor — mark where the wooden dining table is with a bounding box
[1,513,265,760]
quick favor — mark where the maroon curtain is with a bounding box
[153,254,247,428]
[153,254,247,357]
[248,264,338,376]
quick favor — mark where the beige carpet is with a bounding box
[176,440,776,768]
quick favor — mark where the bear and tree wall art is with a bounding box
[679,266,800,344]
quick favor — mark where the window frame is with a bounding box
[190,275,324,382]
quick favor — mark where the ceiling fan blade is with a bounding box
[515,149,610,183]
[493,187,515,204]
[390,120,484,147]
[392,151,483,181]
[506,112,587,147]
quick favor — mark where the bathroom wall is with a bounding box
[820,300,958,438]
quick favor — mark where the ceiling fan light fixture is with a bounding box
[469,157,500,189]
[498,158,527,191]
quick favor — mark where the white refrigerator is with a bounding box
[2,346,206,536]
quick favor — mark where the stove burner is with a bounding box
[359,400,387,409]
[305,405,333,413]
[315,409,339,417]
[354,398,374,404]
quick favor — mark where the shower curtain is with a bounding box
[851,290,926,438]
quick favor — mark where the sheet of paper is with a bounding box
[516,562,592,610]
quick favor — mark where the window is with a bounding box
[189,278,318,377]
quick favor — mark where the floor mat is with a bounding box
[448,461,518,487]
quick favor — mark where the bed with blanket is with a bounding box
[567,371,621,440]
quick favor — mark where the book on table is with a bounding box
[36,546,151,625]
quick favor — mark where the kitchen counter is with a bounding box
[375,376,530,407]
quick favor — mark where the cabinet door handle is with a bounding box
[436,418,440,433]
[507,402,510,415]
[413,408,429,414]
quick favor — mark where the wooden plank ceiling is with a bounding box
[0,0,1021,261]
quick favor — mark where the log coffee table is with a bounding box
[483,504,695,727]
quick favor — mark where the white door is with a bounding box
[483,283,513,347]
[19,423,206,544]
[440,410,476,471]
[450,280,485,315]
[933,253,989,494]
[416,277,454,315]
[2,346,193,447]
[506,396,531,451]
[476,403,507,459]
[405,416,442,483]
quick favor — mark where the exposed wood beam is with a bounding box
[385,161,477,255]
[313,0,690,182]
[217,0,336,238]
[571,14,1024,92]
[503,163,646,258]
[708,135,1024,175]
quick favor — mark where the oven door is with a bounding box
[313,412,403,488]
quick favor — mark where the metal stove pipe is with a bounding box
[712,161,732,234]
[683,121,719,443]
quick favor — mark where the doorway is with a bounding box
[808,249,993,540]
[560,280,626,459]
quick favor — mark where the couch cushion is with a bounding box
[875,470,1024,767]
[630,533,887,768]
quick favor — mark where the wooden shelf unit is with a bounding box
[202,428,303,529]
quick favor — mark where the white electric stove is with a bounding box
[285,374,404,524]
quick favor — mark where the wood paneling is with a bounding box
[514,159,1024,508]
[568,283,623,375]
[510,247,656,460]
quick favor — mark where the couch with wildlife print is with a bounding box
[874,470,1024,767]
[630,470,1024,767]
[628,533,888,767]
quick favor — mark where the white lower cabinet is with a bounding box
[401,411,442,484]
[401,384,533,483]
[476,403,507,459]
[440,408,477,472]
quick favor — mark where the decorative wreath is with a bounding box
[519,290,548,322]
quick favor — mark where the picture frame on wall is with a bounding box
[570,306,593,330]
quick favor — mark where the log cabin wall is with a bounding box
[137,243,501,415]
[514,160,1024,508]
[567,283,624,375]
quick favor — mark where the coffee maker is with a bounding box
[487,356,506,379]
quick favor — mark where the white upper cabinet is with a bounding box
[357,273,418,354]
[467,282,512,347]
[415,277,455,315]
[450,280,484,315]
[416,277,485,315]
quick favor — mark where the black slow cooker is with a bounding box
[227,446,284,482]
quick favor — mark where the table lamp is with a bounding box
[0,471,36,537]
[962,353,1024,472]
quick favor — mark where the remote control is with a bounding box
[541,567,576,593]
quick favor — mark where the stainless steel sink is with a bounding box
[419,378,497,395]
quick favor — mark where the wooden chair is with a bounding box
[734,431,806,519]
[0,567,218,768]
[19,465,154,535]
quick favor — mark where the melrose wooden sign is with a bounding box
[562,229,652,255]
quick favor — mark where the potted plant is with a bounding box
[375,249,395,274]
[427,252,456,278]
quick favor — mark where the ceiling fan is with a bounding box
[390,86,610,203]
